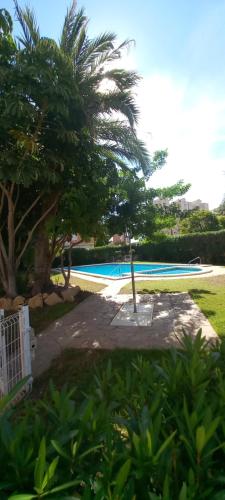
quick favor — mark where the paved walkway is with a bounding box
[32,282,217,377]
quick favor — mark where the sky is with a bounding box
[3,0,225,208]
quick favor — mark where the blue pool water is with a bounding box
[71,263,203,279]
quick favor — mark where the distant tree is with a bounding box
[179,210,221,234]
[217,215,225,229]
[215,196,225,215]
[106,172,190,241]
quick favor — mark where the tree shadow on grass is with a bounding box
[200,309,216,318]
[139,288,177,294]
[189,289,216,299]
[139,288,216,300]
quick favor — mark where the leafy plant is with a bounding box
[2,332,225,498]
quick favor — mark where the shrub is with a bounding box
[2,332,225,498]
[135,229,225,264]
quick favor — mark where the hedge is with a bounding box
[53,229,225,267]
[53,244,130,267]
[136,229,225,265]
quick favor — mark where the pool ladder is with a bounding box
[188,256,201,265]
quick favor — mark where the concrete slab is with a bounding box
[111,301,154,327]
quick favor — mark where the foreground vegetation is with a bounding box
[2,333,225,498]
[122,275,225,336]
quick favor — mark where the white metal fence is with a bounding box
[0,306,33,401]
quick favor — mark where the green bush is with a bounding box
[135,229,225,264]
[53,229,225,267]
[2,332,225,498]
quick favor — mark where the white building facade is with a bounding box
[153,197,209,211]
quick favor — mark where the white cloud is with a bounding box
[136,74,225,209]
[99,47,225,210]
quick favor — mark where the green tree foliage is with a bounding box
[217,215,225,229]
[180,210,221,234]
[0,2,162,296]
[107,174,190,240]
[215,195,225,215]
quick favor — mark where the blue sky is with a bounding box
[4,0,225,208]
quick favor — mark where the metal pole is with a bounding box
[130,237,137,313]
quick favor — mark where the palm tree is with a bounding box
[15,0,152,176]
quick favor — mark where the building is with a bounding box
[153,197,209,211]
[109,234,126,245]
[153,197,170,208]
[109,234,139,245]
[176,198,209,211]
[65,234,95,249]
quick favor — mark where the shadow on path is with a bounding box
[32,291,217,377]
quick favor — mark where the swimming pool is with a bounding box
[71,263,209,279]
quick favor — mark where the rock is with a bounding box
[0,297,13,311]
[73,286,80,297]
[61,286,80,303]
[12,295,25,309]
[42,293,48,300]
[44,292,63,306]
[28,293,43,309]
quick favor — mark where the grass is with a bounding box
[121,275,225,336]
[51,273,106,293]
[32,347,166,399]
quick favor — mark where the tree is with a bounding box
[0,6,87,296]
[217,215,225,229]
[0,3,159,296]
[215,196,225,215]
[179,210,221,234]
[106,172,190,241]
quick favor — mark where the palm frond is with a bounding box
[99,90,139,127]
[107,39,134,62]
[95,119,151,175]
[77,32,116,66]
[0,8,13,34]
[101,69,140,91]
[60,2,87,55]
[72,26,88,66]
[96,146,129,171]
[14,1,40,48]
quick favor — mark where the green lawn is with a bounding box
[121,275,225,336]
[51,273,106,292]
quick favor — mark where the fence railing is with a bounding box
[0,306,33,401]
